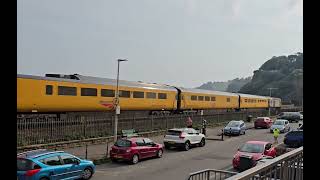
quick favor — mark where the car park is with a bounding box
[284,130,303,148]
[254,117,273,129]
[110,137,163,164]
[17,149,95,180]
[277,112,302,123]
[163,128,205,151]
[223,120,246,136]
[270,119,290,133]
[232,141,276,171]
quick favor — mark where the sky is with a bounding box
[17,0,303,88]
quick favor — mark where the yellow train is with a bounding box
[17,74,281,113]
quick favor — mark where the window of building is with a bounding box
[205,96,210,101]
[101,89,115,97]
[119,90,130,98]
[81,88,97,96]
[198,96,204,101]
[46,85,53,95]
[40,156,62,166]
[158,93,167,99]
[133,91,144,98]
[58,86,77,96]
[146,92,156,99]
[227,98,231,102]
[211,96,216,101]
[191,96,197,101]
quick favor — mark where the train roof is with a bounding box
[180,87,239,97]
[17,74,177,92]
[237,93,269,99]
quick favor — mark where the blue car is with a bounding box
[17,149,95,180]
[223,120,246,136]
[284,130,303,148]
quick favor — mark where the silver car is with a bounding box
[270,119,290,133]
[223,120,246,136]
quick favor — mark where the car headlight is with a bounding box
[126,149,131,153]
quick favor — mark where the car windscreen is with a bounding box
[255,118,265,122]
[227,121,240,127]
[239,143,264,153]
[114,139,132,147]
[17,158,39,171]
[274,121,284,125]
[166,130,182,136]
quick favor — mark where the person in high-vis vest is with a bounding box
[273,128,280,144]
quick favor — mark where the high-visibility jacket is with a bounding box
[273,129,280,137]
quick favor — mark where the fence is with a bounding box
[186,169,237,180]
[17,110,276,147]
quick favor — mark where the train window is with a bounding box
[244,99,247,103]
[81,88,97,96]
[191,96,197,101]
[198,96,204,101]
[158,93,167,99]
[58,86,77,96]
[133,91,144,98]
[101,89,115,97]
[227,98,231,102]
[205,96,210,101]
[46,85,53,95]
[146,92,156,99]
[211,97,216,101]
[119,90,130,98]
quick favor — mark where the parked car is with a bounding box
[254,117,273,129]
[163,128,205,151]
[270,119,290,133]
[232,141,276,171]
[223,120,246,136]
[17,149,95,180]
[277,112,302,123]
[110,137,163,164]
[284,130,303,148]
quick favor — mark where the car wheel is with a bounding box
[131,154,139,164]
[199,138,205,147]
[184,141,190,151]
[111,157,117,163]
[81,167,93,180]
[243,130,246,135]
[156,149,163,158]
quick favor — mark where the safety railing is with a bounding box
[186,169,237,180]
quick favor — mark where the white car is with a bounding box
[163,128,206,151]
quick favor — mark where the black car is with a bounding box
[278,112,302,123]
[284,130,303,148]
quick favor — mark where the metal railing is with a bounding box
[226,147,303,180]
[186,169,238,180]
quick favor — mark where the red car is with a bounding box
[232,141,276,170]
[254,117,273,129]
[110,137,163,164]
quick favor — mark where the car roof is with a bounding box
[275,119,287,121]
[168,128,189,131]
[256,117,270,119]
[229,120,243,123]
[246,141,269,145]
[17,149,65,159]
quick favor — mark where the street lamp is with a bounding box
[267,87,278,116]
[114,59,128,142]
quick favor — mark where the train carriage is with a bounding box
[238,93,269,109]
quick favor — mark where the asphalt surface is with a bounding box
[91,122,300,180]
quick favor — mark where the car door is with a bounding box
[240,122,245,133]
[135,138,148,159]
[143,138,157,158]
[186,129,196,144]
[39,155,68,180]
[59,154,83,179]
[191,129,202,143]
[285,121,290,131]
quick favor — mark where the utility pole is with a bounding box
[267,88,278,116]
[114,59,128,142]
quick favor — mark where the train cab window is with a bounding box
[227,98,231,102]
[198,96,204,101]
[133,91,144,98]
[205,96,210,101]
[81,88,97,96]
[101,89,115,97]
[211,97,216,101]
[191,96,197,101]
[58,86,77,96]
[158,93,167,99]
[119,90,130,98]
[46,85,53,95]
[146,92,156,99]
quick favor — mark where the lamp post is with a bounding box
[114,59,128,142]
[267,87,278,116]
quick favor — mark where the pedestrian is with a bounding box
[273,128,280,144]
[186,117,193,128]
[202,119,207,136]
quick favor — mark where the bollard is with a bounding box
[85,144,88,160]
[221,129,224,141]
